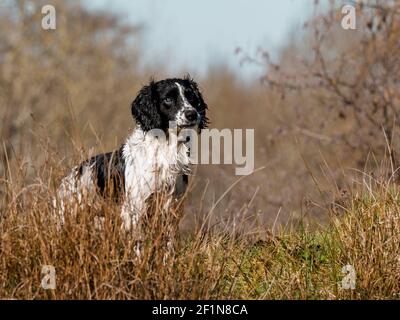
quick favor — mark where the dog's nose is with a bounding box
[184,109,198,122]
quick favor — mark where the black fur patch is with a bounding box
[77,146,126,201]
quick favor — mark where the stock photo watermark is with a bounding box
[41,4,56,30]
[41,265,56,290]
[39,3,357,31]
[341,264,356,290]
[341,4,357,30]
[149,122,255,176]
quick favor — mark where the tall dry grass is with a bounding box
[1,143,399,299]
[1,0,400,299]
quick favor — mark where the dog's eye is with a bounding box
[163,98,173,107]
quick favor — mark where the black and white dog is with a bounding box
[56,77,208,231]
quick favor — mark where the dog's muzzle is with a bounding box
[180,108,200,128]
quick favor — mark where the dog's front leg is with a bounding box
[121,181,153,232]
[121,197,143,232]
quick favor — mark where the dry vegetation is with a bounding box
[1,0,400,299]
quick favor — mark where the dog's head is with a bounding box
[131,77,208,132]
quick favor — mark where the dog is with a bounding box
[55,77,208,233]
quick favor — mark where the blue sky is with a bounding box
[85,0,313,78]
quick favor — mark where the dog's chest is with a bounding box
[123,131,190,193]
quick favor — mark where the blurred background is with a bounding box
[1,0,399,232]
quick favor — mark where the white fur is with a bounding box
[175,82,198,127]
[54,164,96,224]
[121,127,191,230]
[176,82,191,108]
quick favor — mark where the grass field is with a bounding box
[1,158,399,300]
[1,0,400,300]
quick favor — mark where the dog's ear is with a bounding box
[197,92,209,130]
[131,81,161,131]
[188,79,209,131]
